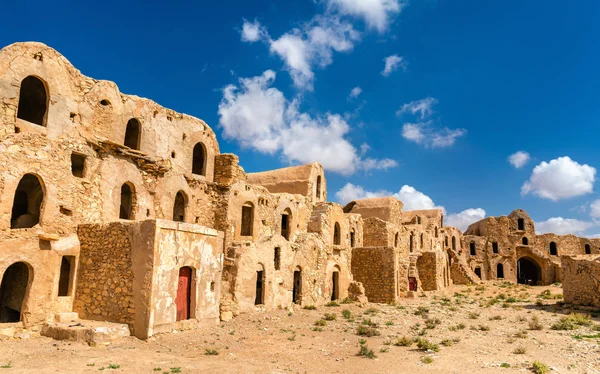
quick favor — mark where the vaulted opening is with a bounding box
[119,183,134,220]
[522,237,528,245]
[452,236,456,250]
[192,142,206,176]
[496,263,504,279]
[435,226,438,238]
[350,229,356,248]
[11,174,44,229]
[172,191,186,222]
[410,233,414,253]
[241,203,254,236]
[549,242,557,256]
[124,119,141,150]
[331,269,340,301]
[0,262,30,323]
[517,257,540,285]
[333,222,341,245]
[17,76,48,126]
[420,233,423,248]
[585,244,591,254]
[394,232,399,248]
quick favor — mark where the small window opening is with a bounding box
[71,153,86,178]
[549,242,557,256]
[474,267,482,279]
[274,247,281,270]
[351,229,356,248]
[333,222,341,245]
[435,226,438,238]
[124,118,141,150]
[585,244,591,254]
[281,212,290,240]
[517,218,525,231]
[417,216,421,224]
[192,142,206,176]
[316,176,322,199]
[470,242,476,256]
[17,76,48,126]
[100,99,111,106]
[492,242,498,254]
[173,191,186,222]
[241,204,254,236]
[420,233,424,248]
[119,183,134,220]
[394,232,399,248]
[210,281,215,292]
[522,237,528,245]
[452,236,456,250]
[410,233,414,253]
[59,206,72,216]
[171,151,176,159]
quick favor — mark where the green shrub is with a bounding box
[440,338,453,347]
[393,336,413,347]
[532,361,549,374]
[357,342,376,359]
[416,338,439,352]
[314,319,327,326]
[356,325,380,337]
[421,356,434,364]
[325,301,339,307]
[303,305,317,310]
[528,316,543,330]
[468,311,480,319]
[512,346,527,354]
[323,313,337,321]
[205,348,219,355]
[341,309,352,319]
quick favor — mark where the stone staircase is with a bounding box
[448,248,480,284]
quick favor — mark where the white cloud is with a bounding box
[325,0,407,32]
[381,54,406,77]
[348,86,362,100]
[445,208,486,232]
[265,16,360,90]
[508,151,530,169]
[335,183,444,212]
[535,217,596,235]
[590,199,600,220]
[397,97,438,119]
[241,19,267,43]
[219,71,397,175]
[401,122,466,148]
[521,156,596,201]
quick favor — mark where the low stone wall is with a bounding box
[562,256,600,307]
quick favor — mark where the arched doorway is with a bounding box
[496,263,504,279]
[331,266,340,301]
[17,76,48,126]
[176,267,192,321]
[0,263,31,323]
[292,267,302,304]
[172,191,186,222]
[119,183,135,220]
[192,142,206,176]
[517,257,540,285]
[124,118,141,150]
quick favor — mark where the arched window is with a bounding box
[522,237,528,245]
[394,232,399,248]
[192,142,206,176]
[316,175,322,199]
[452,236,456,250]
[11,174,44,229]
[492,242,499,253]
[549,242,557,256]
[470,242,476,256]
[445,236,448,247]
[585,244,591,254]
[517,218,525,231]
[173,191,186,222]
[124,118,141,150]
[350,229,356,248]
[281,208,291,240]
[333,222,341,245]
[497,263,504,279]
[119,183,135,220]
[241,203,254,236]
[17,76,48,126]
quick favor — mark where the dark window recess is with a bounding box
[517,218,525,231]
[496,263,504,279]
[58,256,74,296]
[549,242,557,256]
[11,174,44,229]
[192,143,206,176]
[119,184,134,220]
[255,271,264,305]
[124,119,141,150]
[281,214,289,240]
[470,242,476,256]
[17,76,47,126]
[71,154,86,177]
[241,205,253,236]
[274,247,281,270]
[585,244,591,254]
[492,242,498,253]
[474,267,482,279]
[333,223,341,245]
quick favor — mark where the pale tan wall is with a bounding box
[562,256,600,307]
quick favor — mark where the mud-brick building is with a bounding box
[562,255,600,308]
[346,197,464,303]
[0,41,362,337]
[462,209,600,285]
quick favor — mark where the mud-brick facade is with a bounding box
[461,209,600,286]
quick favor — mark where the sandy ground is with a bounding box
[1,283,599,374]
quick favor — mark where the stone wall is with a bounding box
[562,256,600,307]
[75,223,136,326]
[351,247,397,303]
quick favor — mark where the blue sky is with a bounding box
[3,0,600,235]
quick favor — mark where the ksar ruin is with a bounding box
[0,42,599,369]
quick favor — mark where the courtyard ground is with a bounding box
[0,282,599,373]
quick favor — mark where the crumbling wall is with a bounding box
[562,256,600,307]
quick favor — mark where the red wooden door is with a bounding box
[176,267,191,321]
